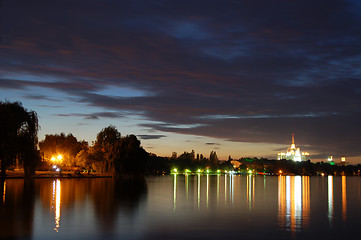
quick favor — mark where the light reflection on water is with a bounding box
[278,176,310,232]
[342,175,347,222]
[1,175,361,240]
[52,179,61,232]
[328,175,333,225]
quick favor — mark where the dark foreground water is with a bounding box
[1,175,361,240]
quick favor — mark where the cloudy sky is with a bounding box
[1,0,361,162]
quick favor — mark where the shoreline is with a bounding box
[1,170,112,179]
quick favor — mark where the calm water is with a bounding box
[1,175,361,240]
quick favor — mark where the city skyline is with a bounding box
[1,0,361,163]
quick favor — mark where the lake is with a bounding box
[1,175,361,240]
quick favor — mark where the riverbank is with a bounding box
[2,170,112,179]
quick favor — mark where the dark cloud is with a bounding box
[54,112,124,120]
[37,105,64,108]
[25,95,58,102]
[138,135,166,140]
[1,0,361,160]
[206,143,220,146]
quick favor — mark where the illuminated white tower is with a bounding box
[277,134,310,161]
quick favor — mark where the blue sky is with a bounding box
[1,0,361,162]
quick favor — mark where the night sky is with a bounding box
[1,0,361,162]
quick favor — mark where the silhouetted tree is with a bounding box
[92,125,121,173]
[145,154,169,174]
[112,135,147,181]
[209,151,219,169]
[0,101,40,178]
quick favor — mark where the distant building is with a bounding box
[327,155,335,165]
[338,156,348,166]
[277,134,310,162]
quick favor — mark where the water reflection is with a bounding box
[342,176,347,221]
[328,175,333,225]
[247,175,255,211]
[52,179,61,232]
[1,180,5,203]
[92,179,147,233]
[173,173,177,211]
[1,176,361,239]
[172,174,258,211]
[278,176,310,232]
[0,179,35,239]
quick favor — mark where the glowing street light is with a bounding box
[51,154,63,163]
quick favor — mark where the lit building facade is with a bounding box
[277,134,310,162]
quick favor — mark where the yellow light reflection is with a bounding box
[302,176,310,228]
[278,175,310,232]
[342,176,347,221]
[247,175,254,211]
[278,176,286,227]
[2,180,6,203]
[52,179,61,232]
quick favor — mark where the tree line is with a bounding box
[39,126,148,181]
[2,100,361,179]
[0,101,148,180]
[0,101,228,179]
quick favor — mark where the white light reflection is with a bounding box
[294,176,302,229]
[231,174,234,205]
[217,174,220,206]
[206,174,209,208]
[278,176,310,232]
[247,175,254,211]
[185,174,188,201]
[224,174,227,203]
[173,173,177,211]
[197,173,201,209]
[286,176,291,229]
[52,179,61,232]
[328,175,333,226]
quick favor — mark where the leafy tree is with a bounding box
[75,150,95,172]
[0,101,40,178]
[92,126,122,173]
[39,133,87,167]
